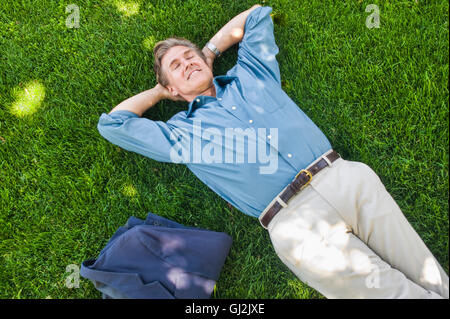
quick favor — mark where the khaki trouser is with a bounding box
[260,151,449,299]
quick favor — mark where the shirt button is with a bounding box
[287,153,292,158]
[195,98,200,102]
[249,119,253,124]
[218,97,222,101]
[267,135,271,139]
[231,106,236,110]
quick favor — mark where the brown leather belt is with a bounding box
[260,150,341,229]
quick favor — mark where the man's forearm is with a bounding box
[109,87,163,117]
[203,4,261,60]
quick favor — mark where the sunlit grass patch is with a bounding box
[142,35,157,51]
[121,183,138,197]
[112,0,140,17]
[10,80,45,118]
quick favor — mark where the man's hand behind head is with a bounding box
[154,83,186,102]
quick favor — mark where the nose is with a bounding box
[184,61,195,78]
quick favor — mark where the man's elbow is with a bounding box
[97,113,121,139]
[97,115,111,139]
[233,4,262,42]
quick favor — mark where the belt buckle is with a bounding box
[295,169,313,187]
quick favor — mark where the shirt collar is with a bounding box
[186,75,238,116]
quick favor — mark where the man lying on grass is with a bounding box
[97,5,449,298]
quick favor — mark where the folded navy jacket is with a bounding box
[80,213,233,299]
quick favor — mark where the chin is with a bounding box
[191,74,212,88]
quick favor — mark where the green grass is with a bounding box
[0,0,448,299]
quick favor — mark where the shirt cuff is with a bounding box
[98,110,140,125]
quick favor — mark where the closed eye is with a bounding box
[174,56,194,70]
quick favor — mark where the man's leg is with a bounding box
[267,178,442,298]
[307,158,449,298]
[297,157,449,298]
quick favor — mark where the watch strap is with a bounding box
[205,41,221,57]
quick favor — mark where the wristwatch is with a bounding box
[205,41,221,58]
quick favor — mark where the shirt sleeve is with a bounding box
[97,110,175,163]
[237,6,281,85]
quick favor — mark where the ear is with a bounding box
[166,85,178,96]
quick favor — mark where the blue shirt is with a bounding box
[98,6,332,218]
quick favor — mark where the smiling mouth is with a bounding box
[188,69,201,80]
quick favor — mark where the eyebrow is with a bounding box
[168,49,193,69]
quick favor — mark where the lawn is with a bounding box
[0,0,448,299]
